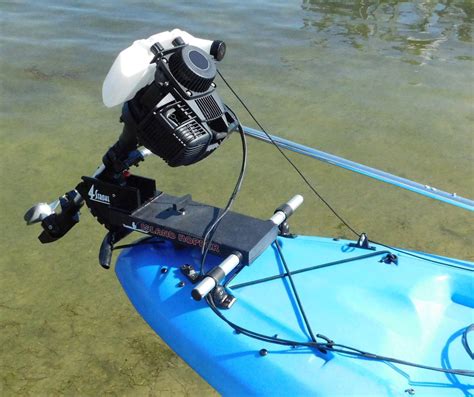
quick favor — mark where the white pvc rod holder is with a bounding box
[191,194,304,301]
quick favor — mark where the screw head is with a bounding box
[259,349,268,356]
[177,281,185,288]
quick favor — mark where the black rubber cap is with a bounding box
[210,40,226,61]
[191,288,203,301]
[169,45,216,92]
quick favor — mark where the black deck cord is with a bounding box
[230,250,391,290]
[199,121,248,275]
[274,239,319,345]
[206,279,474,376]
[217,70,359,238]
[462,324,474,359]
[205,292,474,377]
[369,239,474,272]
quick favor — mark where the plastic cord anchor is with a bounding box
[349,233,375,251]
[180,264,200,283]
[381,253,398,265]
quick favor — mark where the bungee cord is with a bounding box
[206,239,474,378]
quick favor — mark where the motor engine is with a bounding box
[104,31,237,168]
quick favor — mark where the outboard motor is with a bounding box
[24,30,239,245]
[102,29,236,171]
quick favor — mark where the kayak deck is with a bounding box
[115,235,473,396]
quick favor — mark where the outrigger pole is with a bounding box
[243,126,474,212]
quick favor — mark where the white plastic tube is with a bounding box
[192,194,304,301]
[270,194,304,225]
[191,254,241,301]
[102,29,215,108]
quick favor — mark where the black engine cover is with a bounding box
[121,42,238,167]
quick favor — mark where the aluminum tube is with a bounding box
[192,254,240,300]
[270,211,286,226]
[192,194,304,301]
[243,126,474,212]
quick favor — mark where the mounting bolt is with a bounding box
[177,281,185,288]
[405,389,415,395]
[161,267,168,274]
[259,349,268,356]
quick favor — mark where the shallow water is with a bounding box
[1,0,473,395]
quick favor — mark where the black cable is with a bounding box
[217,70,473,271]
[200,121,247,263]
[217,70,359,237]
[199,121,248,275]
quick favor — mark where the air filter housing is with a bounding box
[121,40,237,168]
[169,46,217,92]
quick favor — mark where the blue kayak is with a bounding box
[115,235,473,396]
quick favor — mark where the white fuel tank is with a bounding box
[102,29,214,108]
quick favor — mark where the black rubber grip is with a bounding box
[275,203,293,219]
[207,266,225,284]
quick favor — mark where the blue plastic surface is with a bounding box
[115,236,474,396]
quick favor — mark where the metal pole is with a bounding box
[242,126,474,212]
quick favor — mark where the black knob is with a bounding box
[172,36,185,46]
[169,45,216,92]
[210,40,226,61]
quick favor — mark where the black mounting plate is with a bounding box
[77,175,277,265]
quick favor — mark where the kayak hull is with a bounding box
[115,235,473,396]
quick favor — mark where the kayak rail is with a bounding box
[243,126,474,212]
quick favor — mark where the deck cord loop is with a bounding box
[462,324,474,360]
[206,240,474,378]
